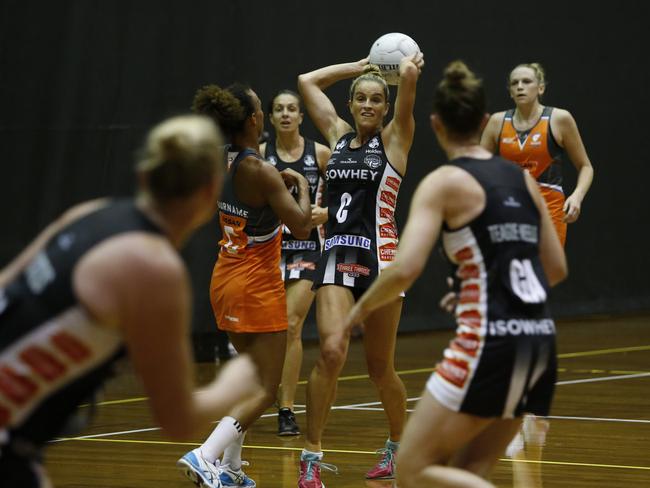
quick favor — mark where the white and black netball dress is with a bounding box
[313,132,402,295]
[428,157,557,419]
[265,138,324,282]
[0,200,162,486]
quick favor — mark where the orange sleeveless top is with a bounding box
[497,107,565,194]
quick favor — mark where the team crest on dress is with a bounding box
[304,154,316,166]
[364,154,382,169]
[267,155,277,166]
[368,137,380,149]
[335,139,347,150]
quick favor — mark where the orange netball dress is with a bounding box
[210,147,288,333]
[498,107,567,246]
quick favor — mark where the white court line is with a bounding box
[556,372,650,385]
[259,397,422,419]
[546,415,650,424]
[51,427,161,442]
[53,373,649,443]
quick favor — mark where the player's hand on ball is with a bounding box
[400,52,424,75]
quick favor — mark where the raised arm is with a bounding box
[297,60,367,147]
[479,112,505,154]
[383,53,424,173]
[523,170,568,286]
[552,108,594,223]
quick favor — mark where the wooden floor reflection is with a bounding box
[46,313,650,487]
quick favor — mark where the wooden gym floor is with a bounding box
[46,313,650,487]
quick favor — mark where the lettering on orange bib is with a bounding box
[219,213,249,254]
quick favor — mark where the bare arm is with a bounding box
[297,60,367,147]
[552,109,594,223]
[383,53,424,173]
[345,171,445,327]
[315,141,331,175]
[480,112,505,154]
[311,142,331,227]
[74,236,258,440]
[0,199,106,287]
[523,171,568,286]
[258,163,312,239]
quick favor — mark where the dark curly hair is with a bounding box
[191,83,255,138]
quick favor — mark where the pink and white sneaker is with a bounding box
[365,446,396,480]
[298,453,337,488]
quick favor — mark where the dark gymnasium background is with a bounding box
[1,0,648,358]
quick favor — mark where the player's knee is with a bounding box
[319,341,347,372]
[259,383,280,408]
[286,317,304,342]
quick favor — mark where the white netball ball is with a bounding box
[368,33,420,85]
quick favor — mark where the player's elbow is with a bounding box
[297,73,312,93]
[285,212,312,240]
[547,258,568,287]
[290,224,311,240]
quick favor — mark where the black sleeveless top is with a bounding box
[442,156,552,326]
[0,199,162,446]
[313,132,403,290]
[264,138,322,253]
[218,146,281,256]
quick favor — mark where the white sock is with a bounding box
[301,449,323,461]
[222,430,246,471]
[201,416,243,463]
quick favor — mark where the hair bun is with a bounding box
[363,63,384,78]
[443,60,470,88]
[192,84,248,136]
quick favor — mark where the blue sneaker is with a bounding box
[177,448,222,488]
[218,463,256,487]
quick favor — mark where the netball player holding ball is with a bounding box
[296,33,423,487]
